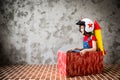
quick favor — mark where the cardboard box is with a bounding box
[57,50,103,77]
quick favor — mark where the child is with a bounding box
[69,18,97,55]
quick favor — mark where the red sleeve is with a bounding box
[92,35,97,41]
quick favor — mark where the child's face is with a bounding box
[79,25,84,35]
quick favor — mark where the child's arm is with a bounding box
[80,40,96,54]
[67,47,83,52]
[74,48,83,50]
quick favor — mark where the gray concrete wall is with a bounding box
[0,0,120,65]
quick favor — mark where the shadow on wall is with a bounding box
[0,0,12,65]
[0,0,27,65]
[0,0,14,65]
[106,0,120,64]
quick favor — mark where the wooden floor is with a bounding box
[0,64,120,80]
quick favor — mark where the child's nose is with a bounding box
[79,29,81,32]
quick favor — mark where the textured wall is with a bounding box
[0,0,120,65]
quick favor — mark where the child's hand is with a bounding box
[70,48,75,50]
[80,49,86,56]
[67,48,74,52]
